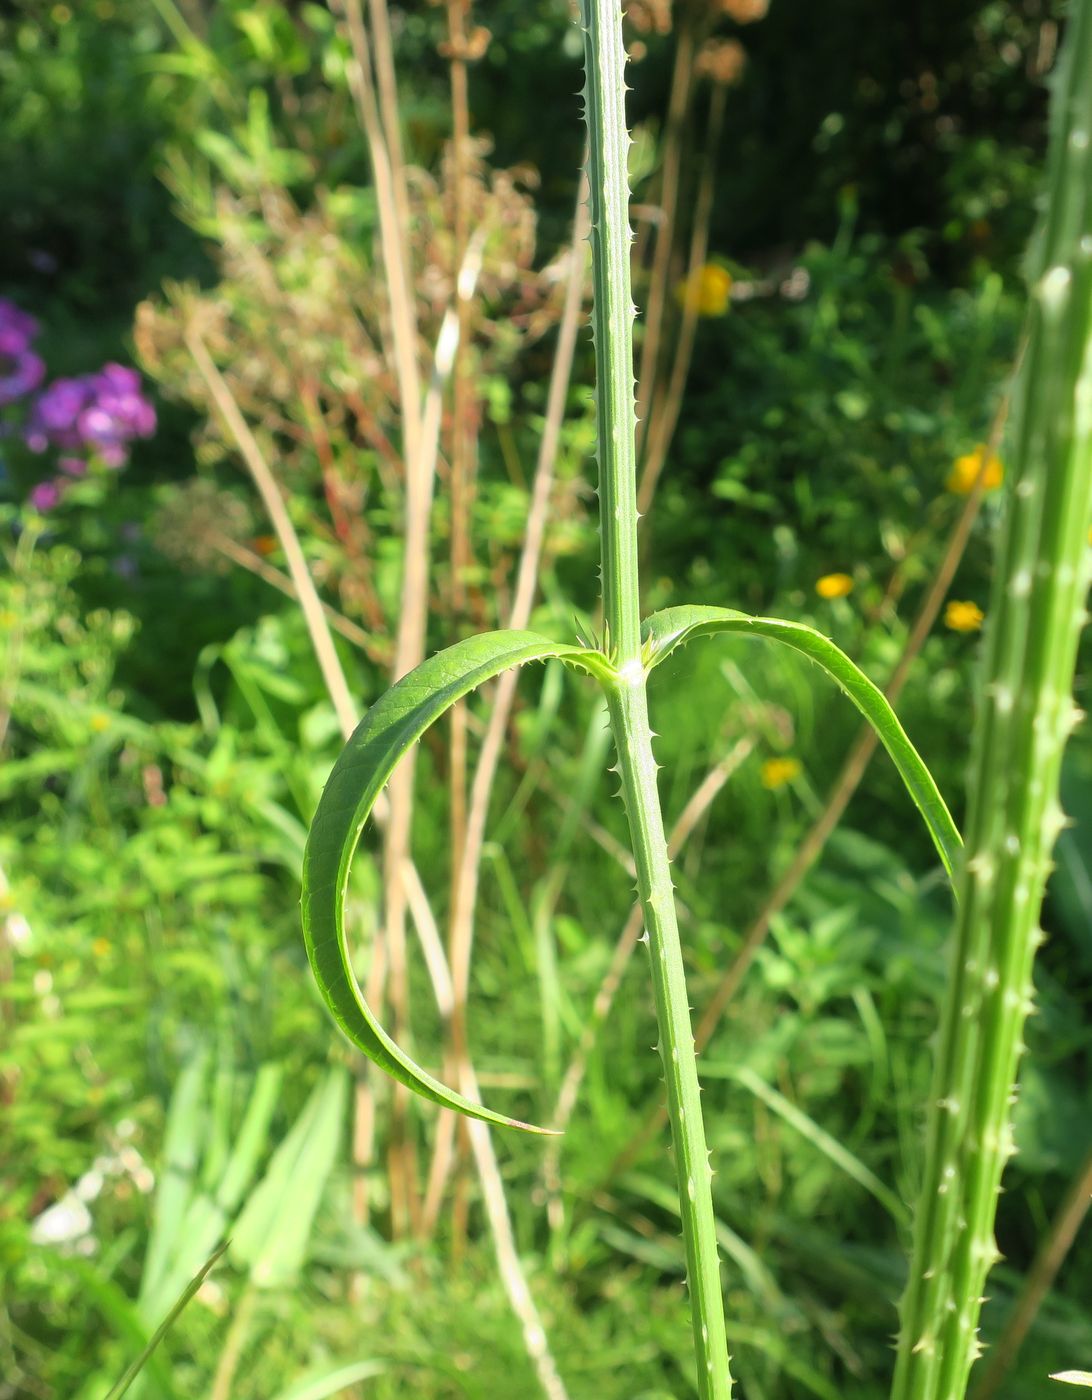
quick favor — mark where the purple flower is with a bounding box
[29,479,62,512]
[21,355,156,469]
[25,377,92,452]
[86,365,157,436]
[93,363,141,396]
[58,456,87,477]
[0,300,45,406]
[76,371,156,467]
[0,349,45,406]
[0,300,39,355]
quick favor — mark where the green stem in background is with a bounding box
[208,1286,260,1400]
[891,5,1092,1395]
[581,1,732,1393]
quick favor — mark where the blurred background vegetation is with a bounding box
[2,1,1090,1397]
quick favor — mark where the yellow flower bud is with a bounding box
[676,264,733,317]
[760,756,801,790]
[946,446,1004,495]
[815,572,854,599]
[944,600,984,633]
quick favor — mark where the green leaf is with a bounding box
[302,630,605,1133]
[230,1067,347,1288]
[269,1361,387,1400]
[642,606,962,881]
[139,1059,282,1325]
[139,1050,208,1315]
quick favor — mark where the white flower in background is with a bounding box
[30,1192,92,1247]
[5,911,31,951]
[75,1169,104,1203]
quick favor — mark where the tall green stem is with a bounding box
[582,0,642,664]
[581,2,733,1393]
[606,681,733,1398]
[891,6,1092,1395]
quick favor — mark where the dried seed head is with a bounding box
[696,38,747,85]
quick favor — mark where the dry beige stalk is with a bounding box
[638,79,726,516]
[423,190,591,1240]
[185,326,361,743]
[634,12,697,450]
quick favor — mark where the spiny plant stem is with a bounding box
[582,0,641,665]
[606,681,733,1399]
[581,1,732,1393]
[891,4,1092,1394]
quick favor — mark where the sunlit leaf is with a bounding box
[643,606,962,881]
[301,629,607,1132]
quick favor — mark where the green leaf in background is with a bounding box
[230,1066,347,1289]
[139,1050,209,1316]
[268,1360,387,1400]
[642,605,962,880]
[699,1062,908,1225]
[138,1053,283,1324]
[301,629,607,1133]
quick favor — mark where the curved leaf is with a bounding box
[302,629,604,1133]
[642,605,962,881]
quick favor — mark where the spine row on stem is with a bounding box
[892,7,1092,1396]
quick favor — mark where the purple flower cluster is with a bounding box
[1,297,157,512]
[25,364,156,475]
[0,299,46,407]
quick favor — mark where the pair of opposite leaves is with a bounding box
[300,605,961,1133]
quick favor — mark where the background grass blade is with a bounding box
[102,1241,228,1400]
[700,1063,909,1225]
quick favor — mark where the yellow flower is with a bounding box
[761,756,801,790]
[91,937,111,959]
[90,712,110,733]
[676,264,733,317]
[944,600,984,633]
[946,445,1004,495]
[816,572,854,599]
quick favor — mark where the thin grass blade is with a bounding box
[102,1241,228,1400]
